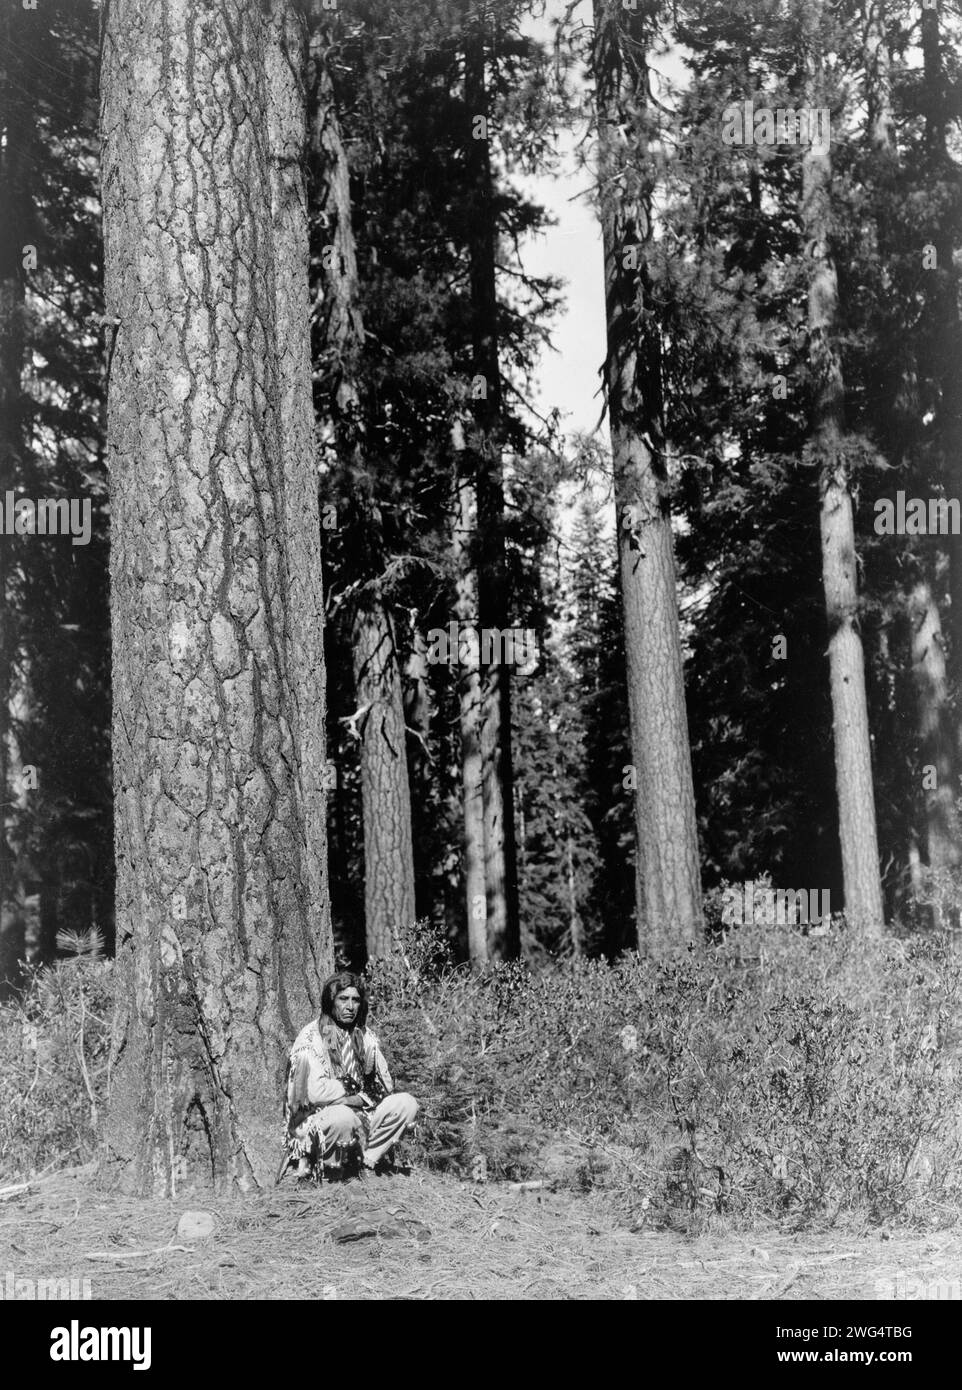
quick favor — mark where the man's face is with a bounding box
[333,987,361,1028]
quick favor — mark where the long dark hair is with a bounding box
[319,972,369,1078]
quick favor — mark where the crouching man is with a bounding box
[282,971,419,1182]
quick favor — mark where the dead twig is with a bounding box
[85,1245,195,1260]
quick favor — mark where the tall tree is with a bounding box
[590,0,703,953]
[451,418,489,964]
[101,0,332,1193]
[464,9,521,960]
[0,0,29,991]
[802,2,885,933]
[308,10,416,960]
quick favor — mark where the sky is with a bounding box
[520,130,608,438]
[514,1,687,443]
[517,0,607,441]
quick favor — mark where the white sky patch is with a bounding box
[517,0,605,440]
[519,126,607,438]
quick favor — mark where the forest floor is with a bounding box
[1,1163,960,1301]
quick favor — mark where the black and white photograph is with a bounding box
[0,0,960,1340]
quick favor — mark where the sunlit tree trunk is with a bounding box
[101,0,332,1195]
[452,420,488,966]
[804,10,884,934]
[464,21,520,961]
[591,0,703,954]
[350,594,416,957]
[908,576,960,913]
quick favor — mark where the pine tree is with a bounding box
[102,0,331,1192]
[590,0,704,953]
[801,1,885,933]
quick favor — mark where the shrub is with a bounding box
[0,930,113,1182]
[368,920,962,1229]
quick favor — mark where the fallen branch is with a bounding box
[85,1245,195,1260]
[0,1156,77,1201]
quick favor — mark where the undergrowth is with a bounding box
[0,930,111,1182]
[2,920,960,1232]
[369,920,962,1231]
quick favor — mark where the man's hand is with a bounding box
[337,1095,372,1111]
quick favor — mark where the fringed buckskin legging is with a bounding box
[289,1092,419,1171]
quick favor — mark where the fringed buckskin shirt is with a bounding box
[286,1017,394,1115]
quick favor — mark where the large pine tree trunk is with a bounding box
[452,421,488,965]
[101,0,332,1195]
[591,0,703,954]
[0,2,29,993]
[803,19,885,935]
[464,24,520,961]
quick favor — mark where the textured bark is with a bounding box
[0,2,29,992]
[907,575,960,882]
[101,0,332,1195]
[803,20,885,935]
[351,595,415,956]
[452,421,488,966]
[404,625,433,778]
[464,25,520,961]
[591,0,703,954]
[308,14,415,959]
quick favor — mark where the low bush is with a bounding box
[0,930,112,1182]
[2,918,960,1230]
[369,919,962,1229]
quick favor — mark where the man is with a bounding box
[281,971,419,1182]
